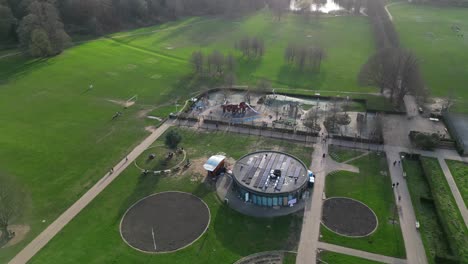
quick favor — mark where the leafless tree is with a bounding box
[359,48,424,107]
[225,53,236,72]
[0,174,24,243]
[190,51,204,74]
[256,78,272,92]
[269,0,289,21]
[208,50,224,76]
[224,72,236,88]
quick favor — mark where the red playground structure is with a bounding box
[221,102,250,114]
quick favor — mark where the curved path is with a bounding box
[318,242,407,264]
[9,122,172,264]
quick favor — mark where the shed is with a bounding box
[203,155,226,175]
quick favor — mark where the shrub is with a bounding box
[165,130,182,149]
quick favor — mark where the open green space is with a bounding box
[111,10,375,92]
[390,3,468,102]
[446,160,468,206]
[419,157,468,262]
[134,146,185,171]
[328,145,365,163]
[0,38,192,262]
[29,128,311,263]
[0,8,371,261]
[319,251,383,264]
[283,252,297,264]
[321,153,405,258]
[402,157,452,264]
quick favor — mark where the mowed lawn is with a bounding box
[0,39,191,262]
[111,10,375,92]
[390,3,468,101]
[29,129,310,264]
[319,251,383,264]
[446,160,468,206]
[321,153,406,258]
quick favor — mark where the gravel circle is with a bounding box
[120,192,210,253]
[322,197,378,237]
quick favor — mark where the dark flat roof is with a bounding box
[232,151,308,194]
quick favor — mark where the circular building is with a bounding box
[232,151,309,207]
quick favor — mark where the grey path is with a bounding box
[437,158,468,226]
[385,149,428,264]
[296,136,328,264]
[318,242,407,264]
[9,122,172,264]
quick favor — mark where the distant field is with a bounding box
[29,129,309,264]
[111,10,375,92]
[390,3,468,101]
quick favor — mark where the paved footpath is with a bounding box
[386,149,428,264]
[296,139,328,264]
[9,123,171,264]
[437,157,468,226]
[318,242,407,264]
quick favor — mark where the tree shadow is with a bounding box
[275,64,326,89]
[0,56,49,84]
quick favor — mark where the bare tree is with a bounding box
[256,78,272,92]
[225,53,236,72]
[269,0,289,21]
[358,48,424,107]
[0,174,24,244]
[208,50,224,76]
[224,72,237,88]
[190,51,204,74]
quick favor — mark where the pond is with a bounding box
[289,0,358,14]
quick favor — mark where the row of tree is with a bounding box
[1,0,269,55]
[190,50,236,77]
[284,43,326,72]
[234,36,265,59]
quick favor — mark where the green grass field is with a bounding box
[111,10,375,92]
[0,9,372,262]
[446,160,468,206]
[402,158,452,264]
[321,153,406,258]
[328,145,365,163]
[390,3,468,102]
[28,128,311,264]
[0,38,193,262]
[319,251,383,264]
[419,157,468,262]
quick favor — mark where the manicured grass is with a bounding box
[29,128,311,263]
[402,158,452,264]
[419,157,468,262]
[319,251,383,264]
[0,39,192,262]
[446,160,468,206]
[283,252,297,264]
[390,3,468,102]
[0,9,369,261]
[321,153,406,258]
[111,10,375,92]
[328,145,365,163]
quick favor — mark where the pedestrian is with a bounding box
[398,160,401,165]
[323,153,326,158]
[396,182,399,187]
[393,161,396,166]
[392,183,395,188]
[398,195,401,201]
[125,156,128,162]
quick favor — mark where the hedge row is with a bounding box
[419,157,468,263]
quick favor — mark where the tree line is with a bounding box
[0,0,269,56]
[359,0,426,108]
[284,43,326,72]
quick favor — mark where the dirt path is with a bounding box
[9,122,172,264]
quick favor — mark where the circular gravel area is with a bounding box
[322,197,378,237]
[120,192,210,253]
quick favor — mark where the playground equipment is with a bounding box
[221,102,254,114]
